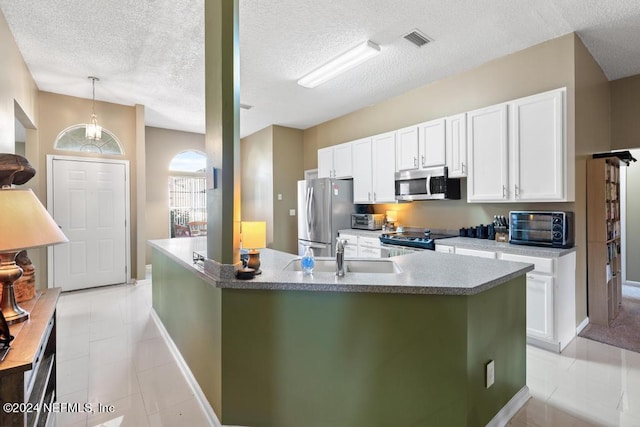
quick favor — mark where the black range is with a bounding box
[379,229,456,250]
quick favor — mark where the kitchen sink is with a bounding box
[283,258,402,274]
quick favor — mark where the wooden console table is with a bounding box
[0,288,60,427]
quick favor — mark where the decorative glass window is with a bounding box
[54,124,124,155]
[168,151,207,237]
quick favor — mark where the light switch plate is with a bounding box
[289,209,296,216]
[277,194,283,200]
[486,360,495,388]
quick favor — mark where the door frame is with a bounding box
[46,154,131,287]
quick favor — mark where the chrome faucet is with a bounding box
[336,238,347,277]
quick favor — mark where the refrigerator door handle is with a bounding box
[309,186,315,233]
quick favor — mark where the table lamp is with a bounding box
[0,188,68,324]
[386,210,398,231]
[241,221,266,275]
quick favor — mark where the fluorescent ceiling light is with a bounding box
[297,40,381,88]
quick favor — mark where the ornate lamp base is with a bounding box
[0,252,29,325]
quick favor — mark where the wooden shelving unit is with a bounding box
[0,288,60,427]
[587,157,622,326]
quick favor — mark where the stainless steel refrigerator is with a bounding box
[297,178,354,257]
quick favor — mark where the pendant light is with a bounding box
[85,76,102,141]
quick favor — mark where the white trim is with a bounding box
[621,165,627,285]
[46,154,132,287]
[576,317,589,335]
[486,386,530,427]
[527,336,561,353]
[625,280,640,288]
[151,309,221,427]
[304,168,318,181]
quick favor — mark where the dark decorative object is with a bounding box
[0,154,36,187]
[0,308,14,361]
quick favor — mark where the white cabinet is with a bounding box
[510,89,565,201]
[435,244,454,254]
[395,125,419,171]
[467,88,566,202]
[445,113,467,178]
[525,272,554,341]
[467,103,509,202]
[395,119,446,172]
[499,251,576,352]
[353,133,396,204]
[339,233,359,258]
[317,142,353,179]
[454,247,497,259]
[358,236,382,258]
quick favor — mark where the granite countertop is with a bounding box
[435,237,577,258]
[149,237,533,296]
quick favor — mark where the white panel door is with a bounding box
[317,147,333,178]
[526,273,554,341]
[511,88,565,201]
[51,158,128,291]
[371,131,396,203]
[445,113,467,178]
[467,104,509,202]
[395,125,419,171]
[352,138,373,203]
[419,118,446,168]
[333,142,353,178]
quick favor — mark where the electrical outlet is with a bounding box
[289,209,296,216]
[277,194,283,200]
[486,360,495,388]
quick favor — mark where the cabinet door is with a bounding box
[435,244,454,254]
[317,147,333,178]
[467,104,509,202]
[333,142,353,178]
[359,237,382,258]
[511,88,565,201]
[340,233,358,258]
[454,247,497,259]
[419,118,446,168]
[352,138,374,203]
[526,273,554,341]
[372,132,397,203]
[446,113,467,178]
[396,126,419,171]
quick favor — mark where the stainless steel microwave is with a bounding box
[395,166,461,201]
[509,211,574,248]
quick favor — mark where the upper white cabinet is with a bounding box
[352,133,396,204]
[396,119,446,172]
[467,87,566,203]
[352,137,373,202]
[445,113,467,178]
[510,88,565,201]
[467,103,509,202]
[317,142,353,179]
[395,125,420,171]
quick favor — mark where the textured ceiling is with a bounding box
[2,1,640,138]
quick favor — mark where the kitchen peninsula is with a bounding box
[150,237,533,427]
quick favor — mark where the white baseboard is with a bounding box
[151,309,221,427]
[576,317,589,335]
[486,386,530,427]
[625,280,640,288]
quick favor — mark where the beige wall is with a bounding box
[302,33,612,326]
[611,75,640,150]
[37,91,142,278]
[241,125,304,254]
[625,149,640,282]
[272,126,304,253]
[145,126,206,263]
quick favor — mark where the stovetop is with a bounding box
[379,229,457,250]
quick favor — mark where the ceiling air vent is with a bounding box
[403,29,432,48]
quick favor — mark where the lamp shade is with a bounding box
[241,221,266,250]
[0,189,68,252]
[386,210,398,223]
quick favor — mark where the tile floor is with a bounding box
[56,281,640,426]
[55,280,214,427]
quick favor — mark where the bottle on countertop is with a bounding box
[301,247,315,275]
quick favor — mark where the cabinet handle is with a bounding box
[461,162,465,174]
[414,157,418,167]
[421,155,425,167]
[502,185,507,199]
[515,185,520,199]
[368,192,371,201]
[374,192,377,201]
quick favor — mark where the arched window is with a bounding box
[54,124,123,154]
[169,151,207,237]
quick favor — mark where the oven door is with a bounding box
[509,212,554,246]
[381,243,425,257]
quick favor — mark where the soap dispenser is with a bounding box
[301,247,315,275]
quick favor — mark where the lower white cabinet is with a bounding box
[338,233,381,258]
[500,251,576,352]
[438,244,576,353]
[339,233,359,258]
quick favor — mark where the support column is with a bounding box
[205,0,241,265]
